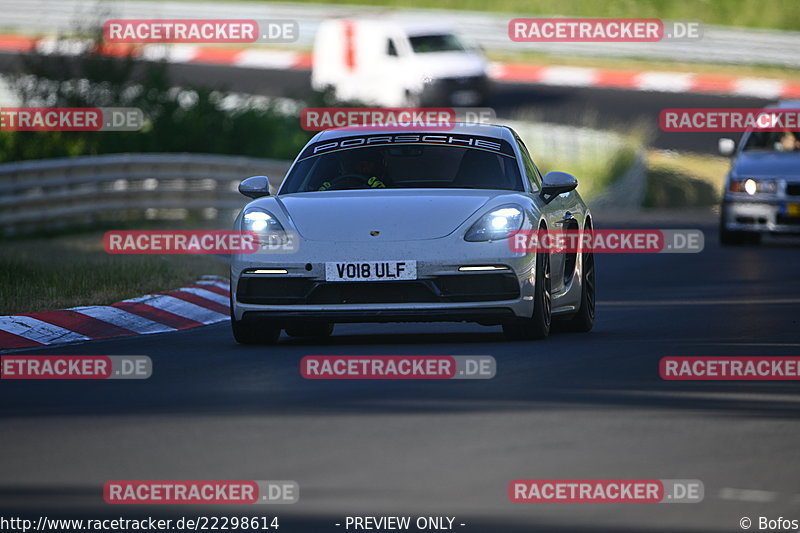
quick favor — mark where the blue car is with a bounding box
[718,100,800,245]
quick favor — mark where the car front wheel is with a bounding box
[230,287,281,345]
[503,247,551,341]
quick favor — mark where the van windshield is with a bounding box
[408,34,465,53]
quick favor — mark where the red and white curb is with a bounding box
[1,34,798,100]
[0,276,230,351]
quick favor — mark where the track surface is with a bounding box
[0,51,772,154]
[2,211,800,532]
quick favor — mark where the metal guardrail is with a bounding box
[0,121,643,237]
[505,119,626,164]
[0,153,289,236]
[5,0,800,67]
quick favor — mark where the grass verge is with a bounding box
[206,0,800,31]
[0,231,229,316]
[644,149,730,208]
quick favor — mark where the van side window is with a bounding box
[515,135,541,191]
[387,39,398,57]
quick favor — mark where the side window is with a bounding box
[515,136,541,191]
[387,38,398,57]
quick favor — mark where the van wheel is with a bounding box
[405,90,421,107]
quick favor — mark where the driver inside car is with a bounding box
[318,149,388,191]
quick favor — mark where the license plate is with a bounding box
[784,203,800,217]
[325,261,417,282]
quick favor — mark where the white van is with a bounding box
[311,19,490,107]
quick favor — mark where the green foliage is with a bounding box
[0,34,314,163]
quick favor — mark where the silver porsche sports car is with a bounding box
[230,124,595,344]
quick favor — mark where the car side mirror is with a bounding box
[541,171,578,204]
[718,138,736,157]
[238,176,271,199]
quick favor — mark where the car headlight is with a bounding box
[464,206,524,242]
[729,178,777,195]
[241,208,288,246]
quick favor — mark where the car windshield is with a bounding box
[408,33,465,53]
[281,135,523,193]
[743,130,800,152]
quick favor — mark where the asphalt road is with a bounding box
[2,211,800,532]
[0,51,772,154]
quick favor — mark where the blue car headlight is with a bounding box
[465,205,524,242]
[729,178,777,195]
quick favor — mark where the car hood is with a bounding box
[276,189,502,242]
[732,152,800,179]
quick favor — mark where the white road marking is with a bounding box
[235,49,301,69]
[196,280,229,291]
[636,72,694,92]
[601,298,800,306]
[0,316,89,345]
[123,294,227,324]
[69,306,176,334]
[719,487,779,503]
[177,287,228,306]
[539,66,596,87]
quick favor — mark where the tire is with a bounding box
[404,89,422,107]
[231,316,281,345]
[559,237,596,333]
[503,245,552,341]
[285,322,334,338]
[719,225,760,245]
[230,285,281,345]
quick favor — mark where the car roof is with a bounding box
[338,18,457,36]
[312,123,516,143]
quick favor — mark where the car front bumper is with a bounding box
[722,196,800,234]
[230,237,536,324]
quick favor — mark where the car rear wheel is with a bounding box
[503,247,551,341]
[285,322,334,338]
